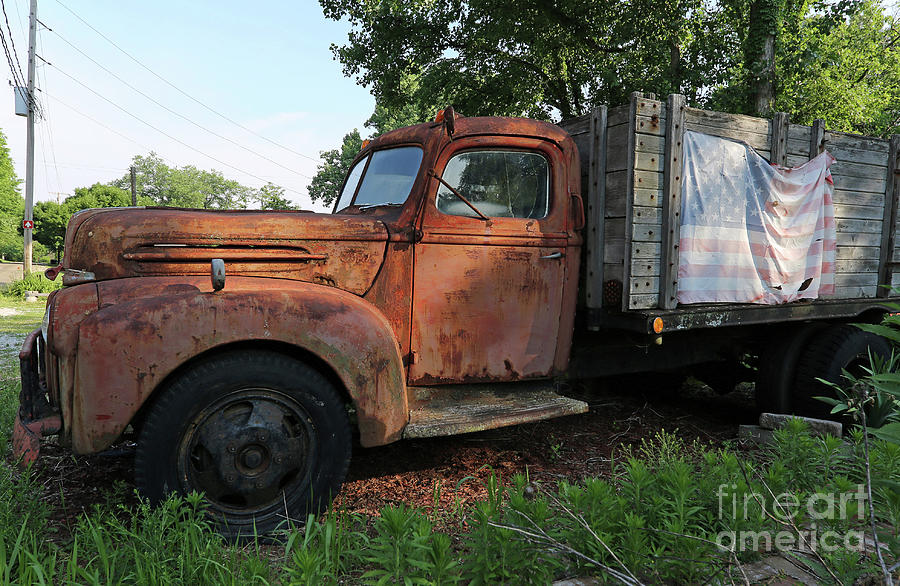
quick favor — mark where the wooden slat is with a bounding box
[605,240,624,264]
[635,114,665,137]
[607,104,630,127]
[834,204,885,220]
[835,259,879,273]
[634,169,662,190]
[606,124,630,172]
[878,135,900,297]
[632,259,660,276]
[838,232,882,246]
[684,108,771,136]
[833,189,884,207]
[633,206,660,224]
[606,170,627,194]
[621,92,641,312]
[771,112,789,167]
[810,120,826,158]
[836,218,882,233]
[829,144,893,167]
[634,151,664,173]
[836,246,880,260]
[584,106,608,309]
[635,99,665,120]
[632,242,661,258]
[832,174,886,194]
[832,285,876,298]
[630,276,659,295]
[628,294,658,309]
[684,122,770,152]
[830,159,889,180]
[559,113,591,136]
[634,187,662,208]
[834,272,878,287]
[659,94,686,309]
[827,131,890,154]
[632,224,661,242]
[785,154,809,168]
[635,133,665,154]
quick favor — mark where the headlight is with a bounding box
[41,305,51,342]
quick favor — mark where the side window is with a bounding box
[436,151,549,219]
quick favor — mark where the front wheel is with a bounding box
[135,350,351,538]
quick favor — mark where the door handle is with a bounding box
[540,252,564,260]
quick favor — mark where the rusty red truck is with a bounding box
[15,93,900,536]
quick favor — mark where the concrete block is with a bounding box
[759,412,842,438]
[739,424,774,444]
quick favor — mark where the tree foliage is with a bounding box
[0,128,24,261]
[308,129,363,207]
[322,0,900,136]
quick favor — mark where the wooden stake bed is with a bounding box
[404,381,589,439]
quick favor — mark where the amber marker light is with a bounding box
[434,109,445,122]
[653,317,664,334]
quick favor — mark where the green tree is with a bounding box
[32,201,69,261]
[0,128,23,261]
[255,183,295,210]
[308,129,363,207]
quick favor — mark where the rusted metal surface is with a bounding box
[14,329,62,466]
[63,209,388,295]
[12,411,61,466]
[404,381,588,438]
[408,133,581,384]
[70,276,406,453]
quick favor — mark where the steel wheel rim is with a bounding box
[177,388,316,517]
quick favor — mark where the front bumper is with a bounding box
[12,329,61,466]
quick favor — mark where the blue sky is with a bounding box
[0,0,376,210]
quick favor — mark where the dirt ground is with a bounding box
[24,376,757,539]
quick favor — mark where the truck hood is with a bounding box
[61,207,389,295]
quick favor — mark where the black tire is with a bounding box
[755,324,823,414]
[135,350,352,539]
[792,324,891,418]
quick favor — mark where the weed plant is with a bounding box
[1,273,61,298]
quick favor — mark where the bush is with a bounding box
[3,272,61,298]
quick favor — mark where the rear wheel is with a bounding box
[135,350,351,539]
[792,324,890,419]
[755,324,823,414]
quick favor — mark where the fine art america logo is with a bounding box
[716,484,866,552]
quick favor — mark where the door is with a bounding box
[409,137,570,384]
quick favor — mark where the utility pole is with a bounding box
[23,0,37,275]
[130,165,137,205]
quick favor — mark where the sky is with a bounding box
[0,0,376,212]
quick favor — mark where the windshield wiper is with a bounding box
[357,202,404,210]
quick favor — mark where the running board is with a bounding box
[403,381,589,439]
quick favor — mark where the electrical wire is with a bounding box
[0,0,26,93]
[37,32,62,194]
[52,0,321,164]
[49,63,307,198]
[48,26,313,181]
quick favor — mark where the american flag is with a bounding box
[677,131,835,305]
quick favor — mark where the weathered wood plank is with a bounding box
[786,154,810,168]
[832,174,886,194]
[634,169,663,190]
[621,92,641,312]
[633,205,661,224]
[584,106,608,309]
[634,151,664,173]
[606,170,628,194]
[878,135,900,297]
[635,99,665,120]
[635,114,665,137]
[834,272,879,287]
[833,189,884,207]
[835,259,879,273]
[827,131,890,155]
[771,112,790,167]
[786,137,810,158]
[605,218,625,239]
[834,204,885,220]
[684,107,771,137]
[828,144,891,167]
[831,285,876,298]
[632,224,661,242]
[628,293,659,309]
[684,122,770,152]
[836,218,882,233]
[836,246,880,260]
[837,232,882,246]
[559,113,591,136]
[632,258,660,276]
[810,120,827,158]
[632,241,661,258]
[605,239,624,264]
[606,124,630,172]
[607,104,630,127]
[830,159,889,180]
[635,133,665,154]
[630,276,660,295]
[634,187,662,208]
[659,94,685,309]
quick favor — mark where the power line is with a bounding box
[52,0,322,164]
[49,63,307,198]
[0,0,26,92]
[48,26,313,181]
[37,32,62,194]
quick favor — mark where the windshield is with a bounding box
[334,146,424,212]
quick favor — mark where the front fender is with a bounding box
[73,277,406,453]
